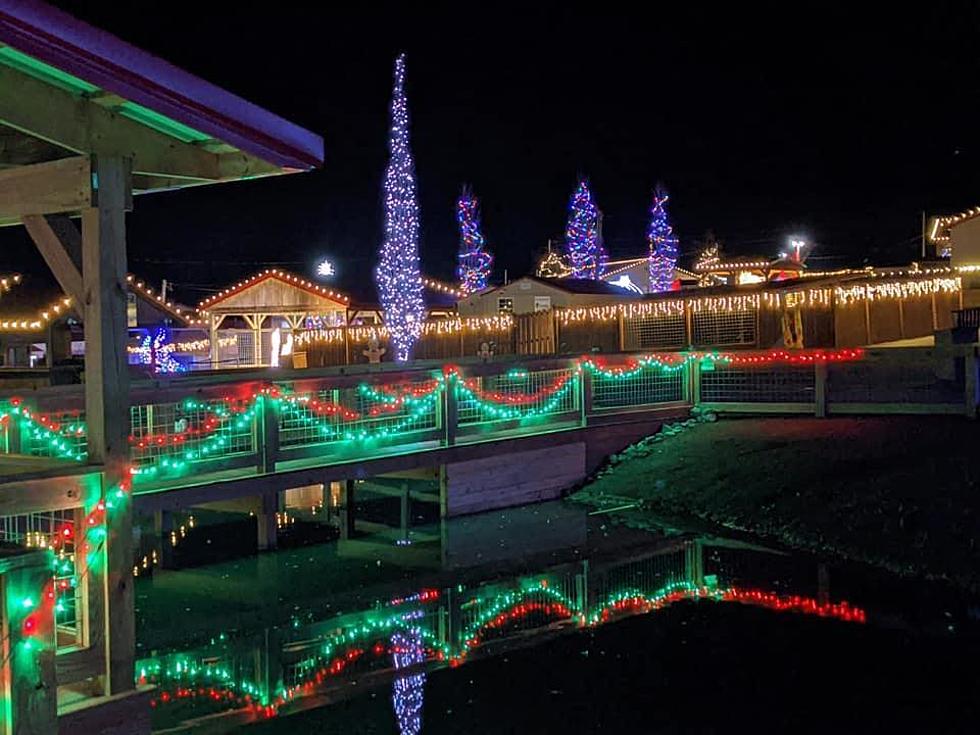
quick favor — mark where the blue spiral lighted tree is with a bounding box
[647,184,679,293]
[455,186,493,294]
[564,178,606,280]
[375,54,426,362]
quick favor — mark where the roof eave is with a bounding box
[0,1,323,170]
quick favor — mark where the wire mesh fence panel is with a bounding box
[279,378,441,449]
[827,358,962,404]
[458,571,579,643]
[592,369,685,409]
[0,509,80,650]
[456,369,578,426]
[129,399,256,469]
[20,410,87,460]
[692,310,757,346]
[282,607,442,689]
[703,544,817,597]
[700,365,815,403]
[593,549,687,606]
[623,314,686,350]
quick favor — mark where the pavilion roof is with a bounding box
[0,0,323,206]
[197,269,350,314]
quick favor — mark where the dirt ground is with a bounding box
[574,416,980,591]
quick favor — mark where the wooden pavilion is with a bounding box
[0,2,323,732]
[197,269,350,368]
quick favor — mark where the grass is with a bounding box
[573,416,980,591]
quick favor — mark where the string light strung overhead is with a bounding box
[647,184,679,293]
[376,53,426,362]
[564,178,607,280]
[455,186,493,294]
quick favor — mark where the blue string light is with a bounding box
[647,184,679,293]
[391,629,425,735]
[456,186,493,294]
[564,178,607,280]
[376,53,426,362]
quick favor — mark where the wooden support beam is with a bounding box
[0,550,57,735]
[0,66,214,180]
[339,479,356,540]
[80,155,134,696]
[22,213,84,304]
[256,491,279,551]
[0,156,91,219]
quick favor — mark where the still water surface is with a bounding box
[136,500,980,733]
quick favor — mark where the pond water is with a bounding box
[135,499,980,733]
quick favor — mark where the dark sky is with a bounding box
[4,1,980,305]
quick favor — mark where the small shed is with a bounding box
[197,269,350,367]
[457,276,634,317]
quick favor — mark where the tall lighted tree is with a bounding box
[563,178,606,280]
[375,54,426,362]
[456,187,493,294]
[647,184,679,292]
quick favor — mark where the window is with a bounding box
[126,292,138,327]
[498,298,514,314]
[534,296,552,312]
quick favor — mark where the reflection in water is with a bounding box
[138,503,927,731]
[391,629,426,735]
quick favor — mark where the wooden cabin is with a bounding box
[457,276,636,317]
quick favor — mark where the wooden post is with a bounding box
[864,298,872,345]
[617,311,626,352]
[339,479,356,540]
[81,155,134,696]
[153,510,176,570]
[580,369,593,426]
[690,357,702,406]
[965,348,978,420]
[0,551,57,735]
[209,314,219,369]
[400,481,410,542]
[438,465,450,520]
[256,395,279,474]
[442,378,458,447]
[684,539,704,587]
[256,491,279,552]
[814,362,828,418]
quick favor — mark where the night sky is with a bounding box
[3,1,980,305]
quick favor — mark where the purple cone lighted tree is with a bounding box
[564,178,606,279]
[375,54,426,362]
[647,184,679,293]
[455,187,493,294]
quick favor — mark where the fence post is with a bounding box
[965,348,978,420]
[7,403,24,454]
[688,357,701,407]
[442,377,458,447]
[576,559,590,622]
[256,394,279,474]
[814,362,828,418]
[0,550,57,735]
[579,369,592,426]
